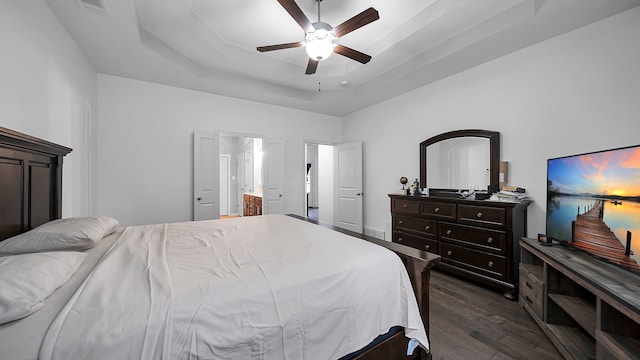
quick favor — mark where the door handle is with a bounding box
[197,196,203,201]
[356,193,363,196]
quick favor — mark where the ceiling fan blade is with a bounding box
[333,7,379,38]
[334,45,372,64]
[277,0,313,32]
[257,42,303,52]
[305,59,319,75]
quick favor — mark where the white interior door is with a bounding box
[220,154,230,216]
[193,130,220,221]
[334,141,363,233]
[263,138,285,214]
[237,152,245,216]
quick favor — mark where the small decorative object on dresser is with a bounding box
[400,176,408,189]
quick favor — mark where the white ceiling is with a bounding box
[46,0,640,116]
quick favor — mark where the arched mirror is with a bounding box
[420,130,500,193]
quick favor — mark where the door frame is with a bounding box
[237,152,245,216]
[219,154,231,216]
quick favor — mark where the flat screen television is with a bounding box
[546,144,640,274]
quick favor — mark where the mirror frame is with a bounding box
[420,129,500,192]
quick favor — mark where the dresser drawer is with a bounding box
[393,231,438,253]
[394,216,437,238]
[439,222,506,254]
[520,265,544,320]
[440,243,506,281]
[458,204,506,228]
[421,202,456,220]
[391,198,420,215]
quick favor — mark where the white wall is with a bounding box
[97,75,341,226]
[342,7,640,238]
[0,1,97,218]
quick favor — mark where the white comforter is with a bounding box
[40,215,427,359]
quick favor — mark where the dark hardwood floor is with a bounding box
[428,270,562,360]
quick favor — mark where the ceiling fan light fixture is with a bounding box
[257,1,378,74]
[305,27,336,61]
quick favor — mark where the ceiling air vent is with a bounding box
[76,0,110,16]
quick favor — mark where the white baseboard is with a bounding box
[364,227,385,240]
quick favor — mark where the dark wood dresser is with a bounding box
[389,194,531,299]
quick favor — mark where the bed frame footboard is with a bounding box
[287,215,440,360]
[356,236,440,360]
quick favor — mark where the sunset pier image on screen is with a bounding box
[546,144,640,273]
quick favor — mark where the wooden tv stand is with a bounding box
[520,238,640,360]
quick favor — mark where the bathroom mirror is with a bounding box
[419,130,500,193]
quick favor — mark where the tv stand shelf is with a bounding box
[520,238,640,360]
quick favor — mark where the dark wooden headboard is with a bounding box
[0,127,72,241]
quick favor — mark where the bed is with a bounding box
[0,126,440,360]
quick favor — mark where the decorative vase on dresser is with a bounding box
[389,194,531,299]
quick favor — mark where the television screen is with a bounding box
[546,144,640,274]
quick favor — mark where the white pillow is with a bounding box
[0,251,87,324]
[0,216,119,255]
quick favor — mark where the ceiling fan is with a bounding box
[257,0,379,75]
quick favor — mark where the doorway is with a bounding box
[304,143,334,224]
[220,135,263,218]
[194,130,283,221]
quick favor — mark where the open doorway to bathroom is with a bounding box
[220,134,263,219]
[305,143,334,224]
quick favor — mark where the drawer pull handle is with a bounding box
[425,245,430,250]
[447,250,453,256]
[526,281,533,289]
[488,261,494,267]
[398,220,404,224]
[487,237,494,243]
[446,229,452,235]
[434,207,440,213]
[403,204,408,208]
[477,212,483,218]
[525,295,533,304]
[398,237,403,242]
[425,225,430,231]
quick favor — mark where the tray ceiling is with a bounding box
[46,0,640,116]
